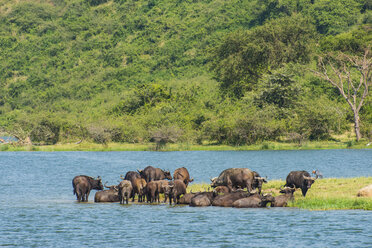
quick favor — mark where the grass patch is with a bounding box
[1,140,371,152]
[266,177,372,210]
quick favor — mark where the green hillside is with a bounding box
[0,0,371,147]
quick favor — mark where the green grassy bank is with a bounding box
[188,177,372,210]
[1,139,371,152]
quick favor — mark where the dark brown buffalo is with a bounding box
[138,166,172,182]
[273,187,296,207]
[173,167,194,186]
[118,180,132,204]
[178,192,197,205]
[232,194,275,208]
[145,181,158,203]
[252,171,268,194]
[213,186,231,194]
[145,180,169,203]
[284,171,316,197]
[132,178,147,202]
[122,172,142,202]
[72,175,103,202]
[210,168,264,193]
[124,171,141,182]
[189,192,217,207]
[94,184,120,203]
[211,191,249,207]
[164,180,187,205]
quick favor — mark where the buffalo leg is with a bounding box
[246,181,253,194]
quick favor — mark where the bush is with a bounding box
[293,97,348,140]
[150,126,183,150]
[87,125,111,144]
[30,119,60,145]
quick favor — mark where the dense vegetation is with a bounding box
[0,0,371,147]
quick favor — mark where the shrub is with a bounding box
[30,119,60,145]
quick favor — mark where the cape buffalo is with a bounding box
[189,192,217,207]
[284,171,316,197]
[138,166,172,182]
[145,180,169,203]
[121,174,147,202]
[232,194,275,208]
[252,171,268,194]
[213,186,231,194]
[72,175,103,202]
[94,183,120,203]
[118,180,132,204]
[132,178,147,202]
[164,180,187,205]
[273,187,296,207]
[210,168,265,193]
[173,167,194,186]
[124,171,141,183]
[211,191,249,207]
[178,192,197,205]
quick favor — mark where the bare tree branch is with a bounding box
[312,47,371,141]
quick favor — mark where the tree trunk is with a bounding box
[353,111,361,142]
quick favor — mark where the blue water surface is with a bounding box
[0,150,371,247]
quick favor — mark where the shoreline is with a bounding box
[1,140,371,152]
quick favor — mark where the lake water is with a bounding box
[1,150,371,247]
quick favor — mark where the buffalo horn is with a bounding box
[104,181,109,188]
[210,177,217,182]
[303,175,316,180]
[255,177,265,180]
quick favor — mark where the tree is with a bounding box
[313,47,371,141]
[212,14,316,98]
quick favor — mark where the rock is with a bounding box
[357,184,372,197]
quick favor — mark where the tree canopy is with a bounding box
[0,0,371,145]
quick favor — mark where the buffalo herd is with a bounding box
[72,166,317,209]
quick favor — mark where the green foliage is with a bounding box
[319,26,372,53]
[293,97,348,140]
[30,119,60,145]
[256,71,301,109]
[212,14,316,98]
[0,0,369,146]
[307,0,362,35]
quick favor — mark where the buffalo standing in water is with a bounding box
[284,171,316,197]
[164,180,187,205]
[118,180,133,204]
[72,175,103,202]
[138,166,172,182]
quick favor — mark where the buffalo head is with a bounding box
[163,170,172,180]
[253,176,267,194]
[303,175,316,189]
[210,177,218,188]
[95,176,104,190]
[279,187,296,195]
